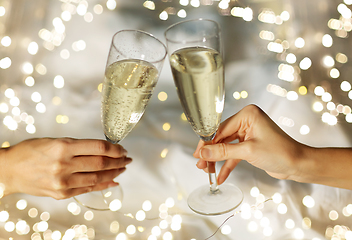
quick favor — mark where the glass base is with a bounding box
[74,185,123,211]
[187,183,243,215]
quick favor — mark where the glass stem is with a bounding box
[204,140,219,193]
[208,162,219,193]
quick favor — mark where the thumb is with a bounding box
[199,142,245,161]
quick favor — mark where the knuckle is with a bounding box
[52,178,68,191]
[245,104,259,112]
[95,141,109,154]
[53,190,70,200]
[245,104,262,116]
[88,173,100,186]
[51,161,65,176]
[96,156,109,170]
[52,139,70,157]
[218,143,228,159]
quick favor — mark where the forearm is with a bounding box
[0,147,13,197]
[294,146,352,190]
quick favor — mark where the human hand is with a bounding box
[0,138,132,199]
[193,104,306,185]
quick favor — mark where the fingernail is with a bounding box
[109,181,119,187]
[200,147,212,159]
[112,168,126,182]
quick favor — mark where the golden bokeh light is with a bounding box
[240,91,248,99]
[180,112,187,121]
[1,141,10,148]
[298,86,307,95]
[158,91,168,101]
[162,122,171,131]
[160,148,168,158]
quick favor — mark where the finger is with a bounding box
[196,159,207,169]
[213,115,242,143]
[216,135,240,144]
[196,159,209,174]
[64,138,127,158]
[199,141,251,161]
[90,181,120,192]
[217,159,241,184]
[67,168,126,189]
[193,140,205,158]
[54,181,120,199]
[213,105,258,143]
[70,156,132,173]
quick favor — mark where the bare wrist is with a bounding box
[0,147,14,197]
[291,146,352,189]
[291,145,318,183]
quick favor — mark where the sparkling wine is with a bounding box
[102,59,159,143]
[169,47,224,140]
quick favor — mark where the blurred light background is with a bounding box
[0,0,352,239]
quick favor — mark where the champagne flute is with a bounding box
[74,29,167,210]
[165,19,243,215]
